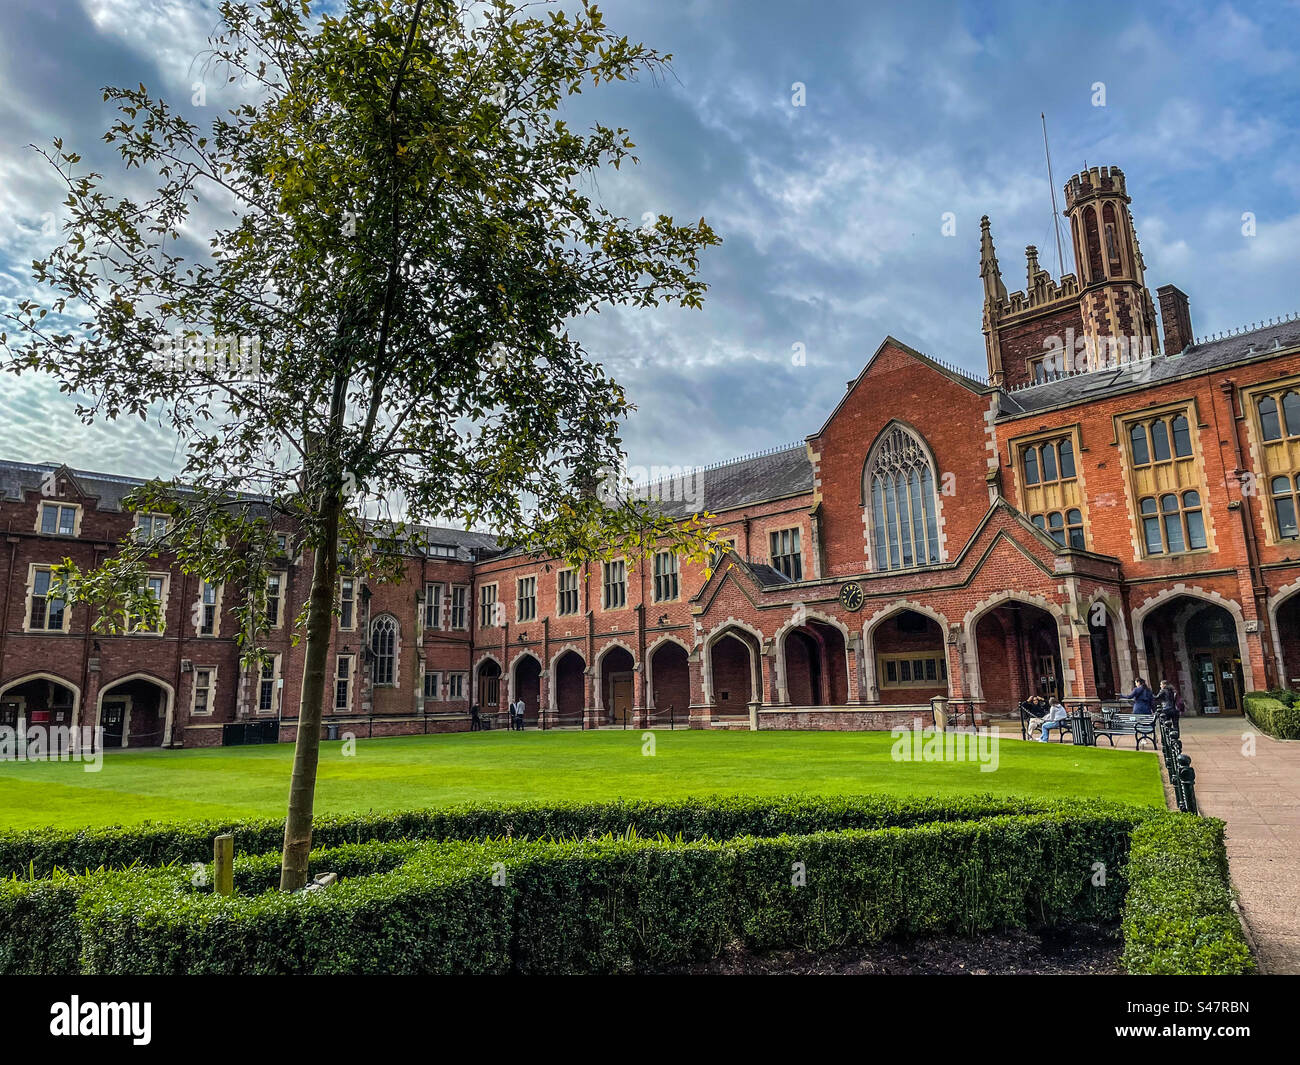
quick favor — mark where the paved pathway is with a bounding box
[1176,716,1300,975]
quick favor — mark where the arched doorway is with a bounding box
[648,639,690,724]
[511,654,541,727]
[781,620,849,705]
[863,608,949,704]
[707,626,760,718]
[970,599,1066,713]
[553,650,586,726]
[475,658,502,716]
[1274,591,1300,688]
[1140,595,1248,716]
[0,674,80,752]
[597,645,635,726]
[96,674,174,749]
[1088,609,1121,701]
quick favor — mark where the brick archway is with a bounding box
[963,594,1073,707]
[551,649,586,725]
[861,602,952,703]
[702,621,763,713]
[647,637,691,723]
[96,673,175,749]
[508,651,542,726]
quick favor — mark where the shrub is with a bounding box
[3,798,1253,976]
[726,812,1135,952]
[1244,692,1300,739]
[76,841,516,975]
[1121,815,1254,975]
[0,793,1152,878]
[0,874,87,975]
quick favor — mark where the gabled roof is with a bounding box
[808,336,991,441]
[0,460,140,512]
[996,316,1300,417]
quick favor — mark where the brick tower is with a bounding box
[1062,165,1161,368]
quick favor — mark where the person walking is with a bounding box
[1127,678,1156,716]
[513,697,526,731]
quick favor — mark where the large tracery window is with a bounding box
[866,425,941,571]
[370,614,398,686]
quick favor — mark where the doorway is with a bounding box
[1192,652,1243,716]
[101,698,128,747]
[609,674,633,726]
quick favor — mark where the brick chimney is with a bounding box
[1157,284,1194,355]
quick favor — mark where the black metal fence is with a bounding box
[1158,716,1198,814]
[221,719,281,746]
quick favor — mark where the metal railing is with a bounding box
[1158,715,1198,814]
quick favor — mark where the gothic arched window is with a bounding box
[865,425,941,571]
[371,614,398,686]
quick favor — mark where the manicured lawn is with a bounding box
[0,729,1165,830]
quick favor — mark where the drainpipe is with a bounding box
[0,528,16,675]
[1218,379,1276,687]
[171,568,188,747]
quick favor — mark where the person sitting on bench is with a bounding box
[1036,699,1069,742]
[1023,695,1050,738]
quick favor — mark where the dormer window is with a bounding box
[38,502,79,537]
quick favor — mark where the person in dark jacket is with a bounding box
[1127,679,1156,715]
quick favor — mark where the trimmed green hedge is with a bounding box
[1244,691,1300,740]
[1122,815,1254,975]
[2,798,1252,976]
[7,810,1143,975]
[0,793,1150,878]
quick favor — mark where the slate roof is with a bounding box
[0,458,500,560]
[0,460,159,513]
[995,317,1300,417]
[642,443,813,519]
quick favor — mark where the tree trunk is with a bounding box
[279,488,340,891]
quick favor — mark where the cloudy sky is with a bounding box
[1,0,1297,484]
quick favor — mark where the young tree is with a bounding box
[2,0,719,889]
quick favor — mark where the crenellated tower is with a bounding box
[1062,165,1161,367]
[982,163,1165,388]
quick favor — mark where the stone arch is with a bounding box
[861,601,953,701]
[550,647,587,724]
[507,649,543,691]
[594,639,637,718]
[507,650,543,726]
[0,672,83,733]
[1268,578,1300,686]
[963,590,1074,703]
[1083,590,1134,696]
[701,619,764,709]
[1131,585,1255,693]
[96,672,175,749]
[773,609,853,706]
[646,635,692,720]
[472,652,503,710]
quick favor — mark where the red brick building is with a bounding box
[3,163,1299,745]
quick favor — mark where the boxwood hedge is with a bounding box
[1121,816,1255,975]
[1,797,1249,976]
[0,792,1148,878]
[1244,691,1300,740]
